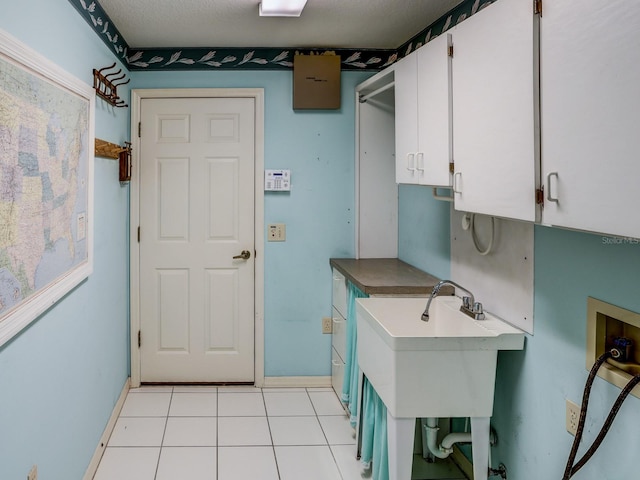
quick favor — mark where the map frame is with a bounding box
[0,29,95,347]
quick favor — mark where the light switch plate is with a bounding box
[268,223,286,242]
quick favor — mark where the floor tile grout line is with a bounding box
[263,389,282,479]
[306,387,334,448]
[117,415,170,418]
[328,443,346,480]
[309,388,347,480]
[274,443,342,447]
[306,388,320,417]
[153,387,173,480]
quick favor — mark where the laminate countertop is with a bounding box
[329,258,452,296]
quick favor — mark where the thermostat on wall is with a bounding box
[265,169,291,191]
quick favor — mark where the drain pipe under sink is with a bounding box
[424,418,472,459]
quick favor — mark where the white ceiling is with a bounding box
[98,0,465,49]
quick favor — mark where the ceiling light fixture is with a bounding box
[259,0,308,17]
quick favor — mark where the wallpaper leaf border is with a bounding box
[67,0,495,72]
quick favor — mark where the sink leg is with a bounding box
[470,417,490,480]
[387,412,415,480]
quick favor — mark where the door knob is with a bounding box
[233,250,251,260]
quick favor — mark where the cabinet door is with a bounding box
[541,0,640,239]
[394,52,419,184]
[332,269,347,318]
[452,0,539,221]
[417,33,452,187]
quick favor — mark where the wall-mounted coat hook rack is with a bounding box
[93,63,130,108]
[95,138,132,182]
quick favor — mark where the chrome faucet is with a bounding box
[421,280,485,321]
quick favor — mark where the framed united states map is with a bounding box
[0,29,94,346]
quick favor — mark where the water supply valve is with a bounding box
[610,337,633,362]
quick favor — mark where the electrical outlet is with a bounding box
[566,399,581,436]
[27,465,37,480]
[322,317,332,334]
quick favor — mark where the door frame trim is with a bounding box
[129,88,265,387]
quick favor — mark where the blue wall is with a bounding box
[131,69,370,376]
[3,2,639,479]
[491,226,640,479]
[398,193,640,478]
[397,184,451,280]
[0,1,130,479]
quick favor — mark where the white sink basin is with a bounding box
[356,296,525,418]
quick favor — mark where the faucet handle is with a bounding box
[473,302,486,320]
[462,296,471,309]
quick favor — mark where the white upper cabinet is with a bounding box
[417,33,453,187]
[451,0,540,222]
[395,34,452,187]
[394,52,419,184]
[540,0,640,239]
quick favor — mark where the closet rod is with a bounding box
[359,81,395,103]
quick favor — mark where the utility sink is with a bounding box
[356,296,525,418]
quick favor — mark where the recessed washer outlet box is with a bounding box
[587,297,640,398]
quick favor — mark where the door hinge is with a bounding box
[138,330,141,348]
[534,0,542,15]
[138,122,141,138]
[137,226,140,242]
[449,162,455,174]
[447,45,454,57]
[535,187,544,206]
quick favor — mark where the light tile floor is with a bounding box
[93,386,366,480]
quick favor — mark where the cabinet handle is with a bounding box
[406,153,416,172]
[546,172,559,203]
[453,171,463,193]
[416,152,425,172]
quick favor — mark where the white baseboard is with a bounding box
[83,378,130,480]
[262,376,332,388]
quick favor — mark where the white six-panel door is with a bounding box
[139,97,256,383]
